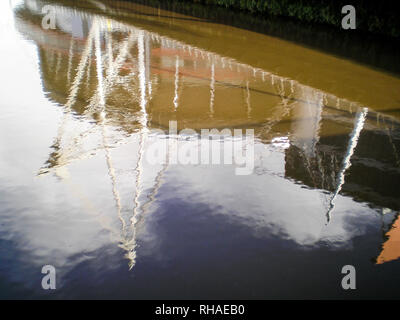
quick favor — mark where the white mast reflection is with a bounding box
[128,29,151,270]
[209,62,215,117]
[67,38,75,84]
[326,107,368,223]
[173,55,180,111]
[94,19,105,109]
[246,80,251,118]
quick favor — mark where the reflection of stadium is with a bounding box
[15,0,400,266]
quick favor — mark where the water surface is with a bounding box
[1,0,400,299]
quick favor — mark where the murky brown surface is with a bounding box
[0,0,399,299]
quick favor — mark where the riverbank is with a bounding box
[123,0,400,39]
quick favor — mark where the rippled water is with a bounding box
[1,0,400,299]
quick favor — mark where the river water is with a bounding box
[1,0,400,299]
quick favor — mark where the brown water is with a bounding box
[1,0,400,299]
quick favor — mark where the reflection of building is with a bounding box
[18,0,395,132]
[377,214,400,264]
[285,113,400,212]
[14,0,400,266]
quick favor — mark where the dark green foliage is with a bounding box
[125,0,400,38]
